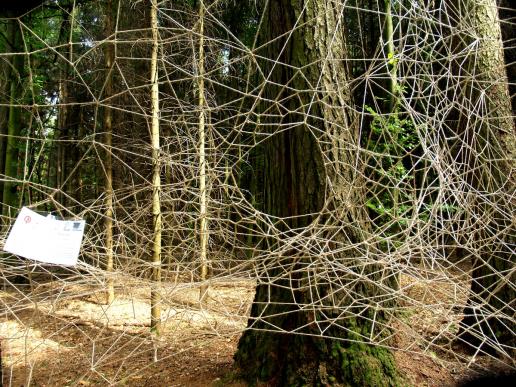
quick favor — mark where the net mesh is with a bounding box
[0,0,514,384]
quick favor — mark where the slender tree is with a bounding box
[498,0,516,113]
[234,1,399,385]
[104,0,116,304]
[384,0,397,114]
[2,16,24,218]
[0,19,13,211]
[197,0,209,303]
[150,0,162,334]
[54,5,76,208]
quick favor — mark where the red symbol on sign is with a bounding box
[24,216,31,224]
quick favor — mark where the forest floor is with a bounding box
[0,267,513,386]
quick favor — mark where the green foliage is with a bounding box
[364,105,416,234]
[364,103,460,246]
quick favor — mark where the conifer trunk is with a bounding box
[55,9,73,209]
[104,0,116,305]
[0,19,14,215]
[2,18,23,217]
[384,0,397,113]
[234,1,399,385]
[150,0,162,334]
[197,0,209,303]
[455,0,515,355]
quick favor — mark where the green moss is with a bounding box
[329,340,401,387]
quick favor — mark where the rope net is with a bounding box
[0,0,514,384]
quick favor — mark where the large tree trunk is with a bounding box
[234,1,399,385]
[453,0,515,356]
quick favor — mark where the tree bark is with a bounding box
[150,0,162,335]
[0,18,14,215]
[54,8,73,208]
[497,0,516,114]
[197,0,210,303]
[234,1,399,385]
[104,0,116,305]
[2,17,23,218]
[454,0,515,356]
[383,0,397,114]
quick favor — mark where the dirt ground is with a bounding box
[0,271,514,386]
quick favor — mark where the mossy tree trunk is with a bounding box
[454,0,515,356]
[234,1,399,385]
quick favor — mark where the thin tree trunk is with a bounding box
[498,0,516,114]
[67,7,78,208]
[383,0,400,220]
[0,19,14,216]
[104,0,116,305]
[75,107,85,206]
[197,0,209,303]
[55,9,73,208]
[384,0,397,113]
[150,0,162,335]
[2,18,23,218]
[57,75,68,207]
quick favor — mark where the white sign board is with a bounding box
[3,207,85,266]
